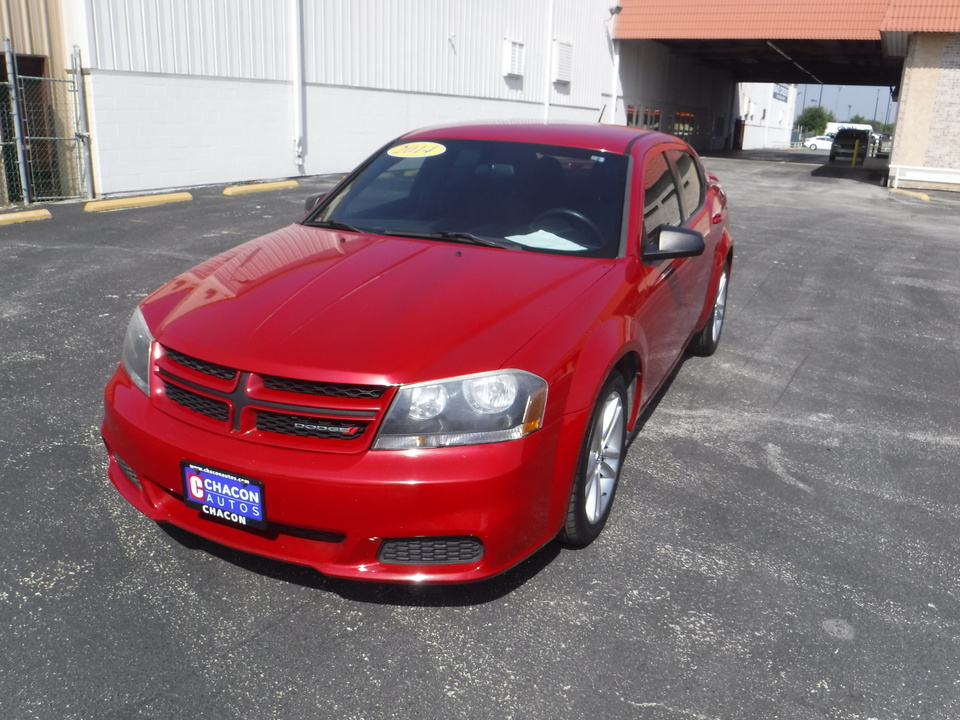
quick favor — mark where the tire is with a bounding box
[809,143,817,151]
[829,152,837,162]
[689,263,729,357]
[561,373,627,547]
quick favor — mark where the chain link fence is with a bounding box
[0,98,16,205]
[2,40,90,206]
[15,75,84,202]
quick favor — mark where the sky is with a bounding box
[795,84,899,124]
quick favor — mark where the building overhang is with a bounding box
[613,0,960,87]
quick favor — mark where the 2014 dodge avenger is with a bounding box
[101,122,733,583]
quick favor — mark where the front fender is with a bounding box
[695,227,734,330]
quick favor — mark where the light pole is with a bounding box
[873,87,880,121]
[833,85,843,116]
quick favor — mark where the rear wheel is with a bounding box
[561,374,627,547]
[689,264,729,357]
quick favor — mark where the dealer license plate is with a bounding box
[182,462,266,529]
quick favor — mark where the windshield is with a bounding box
[306,138,628,258]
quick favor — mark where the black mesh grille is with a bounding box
[114,455,141,488]
[378,537,484,565]
[163,381,230,421]
[164,348,237,380]
[262,375,386,399]
[256,411,367,439]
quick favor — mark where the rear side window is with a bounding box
[669,150,704,223]
[642,151,682,232]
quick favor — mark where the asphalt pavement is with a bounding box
[2,152,960,719]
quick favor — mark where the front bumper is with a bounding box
[102,367,587,583]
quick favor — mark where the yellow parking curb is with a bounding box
[888,188,930,202]
[0,208,52,225]
[84,192,193,212]
[223,180,300,196]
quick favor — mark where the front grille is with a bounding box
[163,381,230,421]
[156,347,388,448]
[378,537,484,565]
[257,411,367,439]
[262,375,386,399]
[164,347,237,380]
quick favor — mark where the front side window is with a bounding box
[307,139,628,258]
[669,150,704,222]
[642,151,682,236]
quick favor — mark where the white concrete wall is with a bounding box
[83,69,610,195]
[738,82,797,150]
[72,0,620,194]
[85,71,292,192]
[304,85,601,176]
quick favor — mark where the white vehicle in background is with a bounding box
[804,135,834,151]
[825,122,875,136]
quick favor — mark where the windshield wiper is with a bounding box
[305,219,365,233]
[383,230,518,249]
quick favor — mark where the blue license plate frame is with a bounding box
[182,462,266,529]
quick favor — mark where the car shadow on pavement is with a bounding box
[810,161,888,186]
[159,522,562,606]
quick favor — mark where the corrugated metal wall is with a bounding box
[0,0,69,78]
[86,0,608,109]
[88,0,290,79]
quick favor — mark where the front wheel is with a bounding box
[561,374,627,547]
[689,264,729,357]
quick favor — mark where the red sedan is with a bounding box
[102,122,733,583]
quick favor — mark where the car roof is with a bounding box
[395,121,672,155]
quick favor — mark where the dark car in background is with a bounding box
[830,128,872,163]
[876,133,893,158]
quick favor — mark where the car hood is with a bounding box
[143,224,613,384]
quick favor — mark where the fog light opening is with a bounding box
[114,454,142,490]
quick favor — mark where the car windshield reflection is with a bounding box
[307,138,628,258]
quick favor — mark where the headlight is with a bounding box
[120,307,154,395]
[374,370,547,449]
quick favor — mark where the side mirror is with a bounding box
[304,193,326,213]
[643,225,705,261]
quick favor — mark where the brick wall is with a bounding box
[925,34,960,170]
